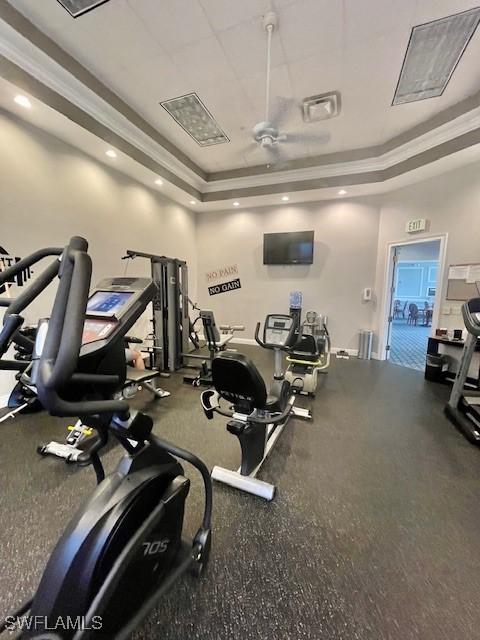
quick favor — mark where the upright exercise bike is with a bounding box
[0,237,212,639]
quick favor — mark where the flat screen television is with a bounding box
[263,231,314,265]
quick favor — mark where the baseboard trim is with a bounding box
[228,338,258,346]
[331,347,359,357]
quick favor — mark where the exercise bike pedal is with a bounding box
[191,528,212,577]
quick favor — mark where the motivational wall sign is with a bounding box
[206,264,242,296]
[0,246,33,295]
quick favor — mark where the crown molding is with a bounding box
[203,106,480,193]
[0,17,205,192]
[1,4,480,205]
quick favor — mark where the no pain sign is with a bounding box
[206,263,242,296]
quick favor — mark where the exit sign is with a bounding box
[406,218,427,233]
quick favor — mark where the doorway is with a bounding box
[383,238,445,371]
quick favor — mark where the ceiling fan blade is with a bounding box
[282,131,331,146]
[269,96,296,130]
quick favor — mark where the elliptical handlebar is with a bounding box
[0,247,63,358]
[29,236,128,417]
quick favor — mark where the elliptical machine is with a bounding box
[0,237,212,639]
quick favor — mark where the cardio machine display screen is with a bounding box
[82,319,116,344]
[87,290,133,317]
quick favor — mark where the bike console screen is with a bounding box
[265,314,294,347]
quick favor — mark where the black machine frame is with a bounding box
[124,250,190,372]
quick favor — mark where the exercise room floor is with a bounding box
[1,345,480,640]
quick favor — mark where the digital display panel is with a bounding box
[86,291,133,316]
[82,320,115,344]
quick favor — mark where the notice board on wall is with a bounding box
[446,263,480,300]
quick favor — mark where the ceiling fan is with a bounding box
[245,10,330,167]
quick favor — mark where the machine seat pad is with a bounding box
[125,367,158,383]
[287,352,320,363]
[212,352,267,409]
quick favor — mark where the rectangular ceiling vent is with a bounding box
[302,91,341,123]
[56,0,111,18]
[160,93,229,147]
[393,7,480,105]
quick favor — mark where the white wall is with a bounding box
[0,109,197,402]
[373,161,480,349]
[196,199,380,351]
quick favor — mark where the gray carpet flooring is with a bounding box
[1,346,480,640]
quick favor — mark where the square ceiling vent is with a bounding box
[302,91,341,123]
[160,93,229,147]
[393,7,480,105]
[56,0,111,17]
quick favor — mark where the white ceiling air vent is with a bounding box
[56,0,111,17]
[302,92,341,123]
[393,7,480,105]
[160,93,229,147]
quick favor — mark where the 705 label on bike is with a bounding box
[142,539,170,556]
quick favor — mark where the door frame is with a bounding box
[377,233,448,361]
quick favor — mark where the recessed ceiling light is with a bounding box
[189,200,196,205]
[155,179,163,185]
[233,201,240,207]
[105,149,117,158]
[14,95,31,109]
[338,189,347,195]
[281,196,289,201]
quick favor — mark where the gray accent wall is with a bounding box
[0,108,198,400]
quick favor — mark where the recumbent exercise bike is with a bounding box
[201,314,311,501]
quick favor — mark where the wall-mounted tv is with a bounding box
[263,231,314,265]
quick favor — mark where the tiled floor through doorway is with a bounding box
[389,319,431,371]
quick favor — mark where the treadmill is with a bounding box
[445,297,480,443]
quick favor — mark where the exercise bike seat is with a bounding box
[287,334,320,363]
[211,352,291,415]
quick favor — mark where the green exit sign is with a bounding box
[406,218,427,233]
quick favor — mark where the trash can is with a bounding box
[424,353,447,382]
[358,329,373,360]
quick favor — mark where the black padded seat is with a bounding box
[288,334,320,363]
[212,352,289,414]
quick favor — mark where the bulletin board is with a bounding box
[446,263,480,301]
